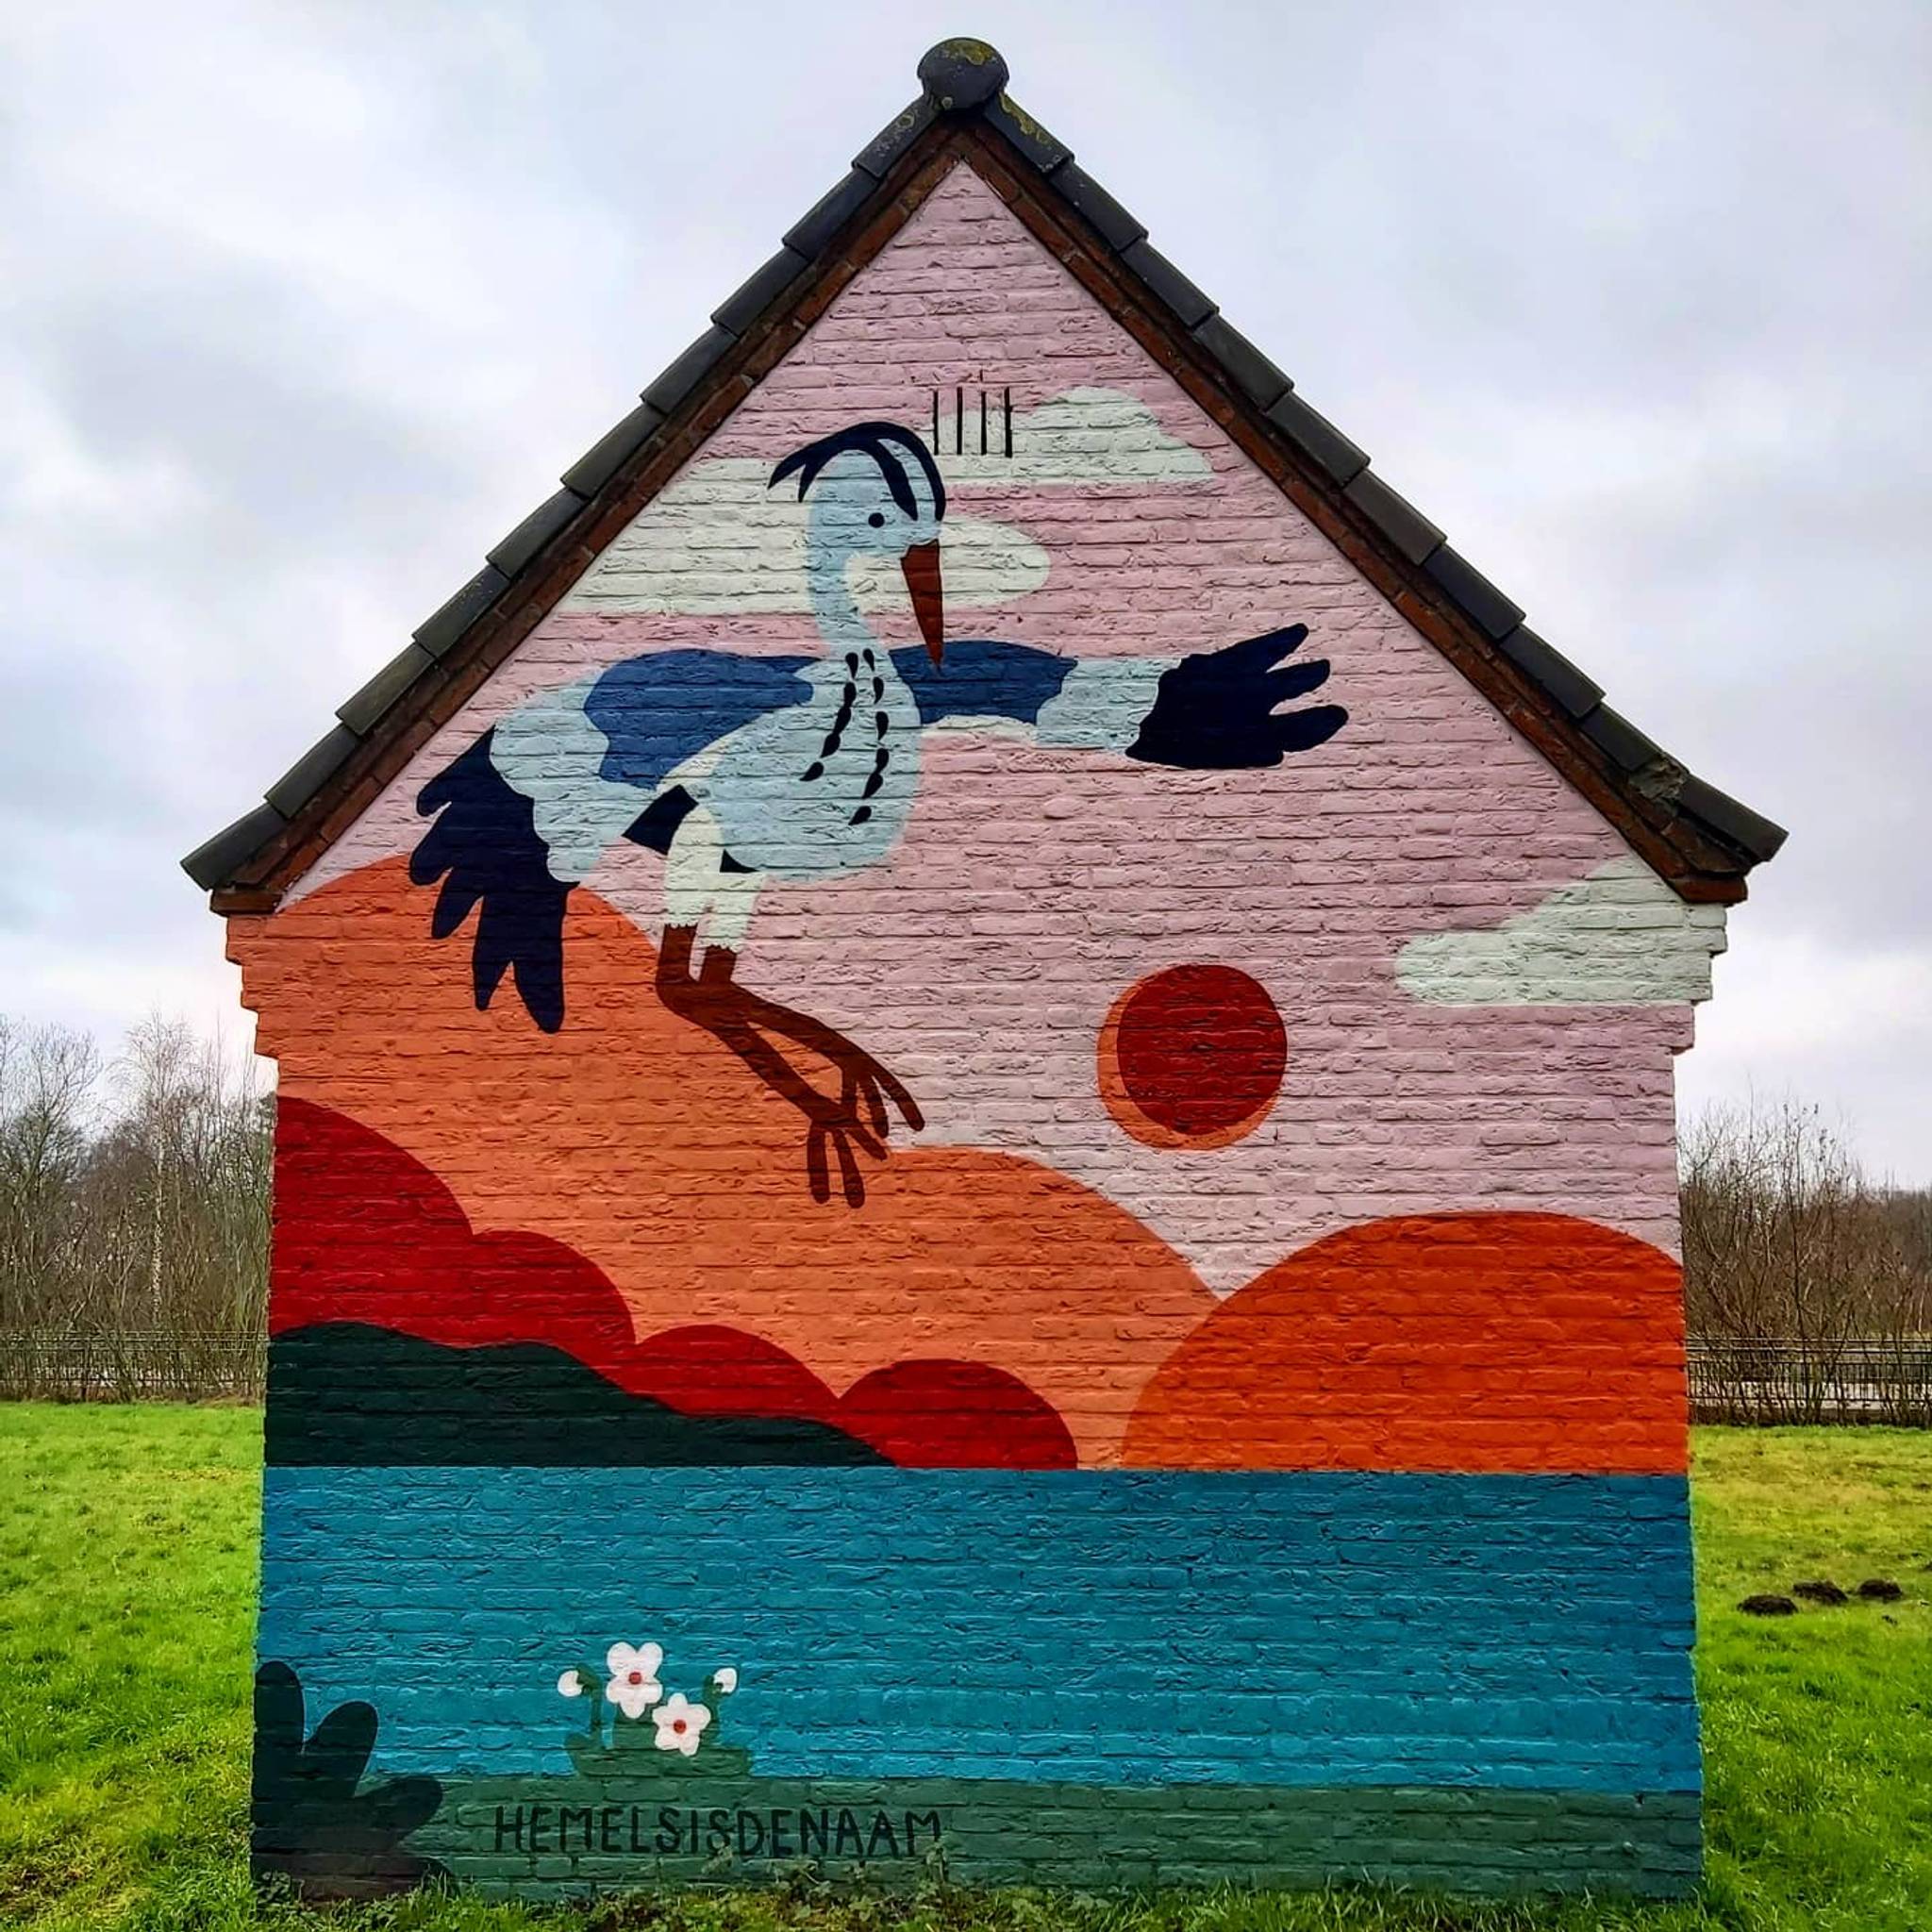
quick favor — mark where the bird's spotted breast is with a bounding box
[700,657,924,880]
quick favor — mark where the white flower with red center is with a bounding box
[604,1642,663,1720]
[651,1691,711,1757]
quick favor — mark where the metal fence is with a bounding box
[1686,1338,1932,1426]
[0,1331,263,1402]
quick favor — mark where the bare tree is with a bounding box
[0,1013,270,1399]
[1682,1095,1932,1424]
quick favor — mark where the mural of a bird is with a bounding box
[411,420,1346,1203]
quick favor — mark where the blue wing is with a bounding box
[584,650,815,791]
[409,731,573,1032]
[889,641,1075,726]
[412,651,816,1032]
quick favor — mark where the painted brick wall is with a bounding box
[235,159,1710,1902]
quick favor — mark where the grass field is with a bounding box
[0,1410,1926,1932]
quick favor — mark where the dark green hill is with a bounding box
[265,1323,886,1468]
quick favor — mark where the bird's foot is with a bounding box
[792,1038,924,1207]
[655,943,921,1207]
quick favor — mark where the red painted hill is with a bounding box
[272,1096,1078,1467]
[1123,1212,1688,1474]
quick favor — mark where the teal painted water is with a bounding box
[260,1465,1699,1794]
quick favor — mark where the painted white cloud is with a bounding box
[939,385,1212,484]
[558,387,1207,618]
[1396,857,1729,1006]
[558,458,1047,615]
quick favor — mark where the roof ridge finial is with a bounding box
[918,38,1009,111]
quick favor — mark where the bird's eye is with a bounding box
[867,511,885,527]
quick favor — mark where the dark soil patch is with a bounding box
[1740,1592,1798,1616]
[1857,1578,1904,1602]
[1792,1579,1849,1606]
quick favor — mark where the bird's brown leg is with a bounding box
[694,941,922,1137]
[654,925,912,1205]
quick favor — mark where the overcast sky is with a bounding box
[3,1,1927,1177]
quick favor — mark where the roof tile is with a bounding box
[1265,390,1369,486]
[641,325,738,416]
[982,92,1072,172]
[264,724,359,820]
[1120,240,1216,329]
[485,489,585,578]
[336,643,436,736]
[1344,470,1443,567]
[1675,774,1789,862]
[782,170,877,256]
[1493,625,1602,720]
[1191,313,1291,410]
[559,401,666,497]
[1048,161,1146,252]
[852,94,940,179]
[1424,545,1526,641]
[413,565,509,658]
[710,247,812,337]
[181,802,287,891]
[1580,704,1666,774]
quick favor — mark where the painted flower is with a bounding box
[557,1669,585,1699]
[651,1691,711,1757]
[713,1666,738,1695]
[604,1642,663,1720]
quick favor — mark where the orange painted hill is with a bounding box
[232,858,1215,1466]
[1122,1211,1688,1474]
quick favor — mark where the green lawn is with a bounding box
[0,1411,1926,1932]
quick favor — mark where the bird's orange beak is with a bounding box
[900,540,944,668]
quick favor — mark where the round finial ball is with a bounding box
[918,38,1009,111]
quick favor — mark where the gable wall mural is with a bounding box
[236,162,1712,1902]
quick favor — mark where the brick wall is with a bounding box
[237,159,1707,1902]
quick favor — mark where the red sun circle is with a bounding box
[1099,964,1286,1149]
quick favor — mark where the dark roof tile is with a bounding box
[781,170,877,257]
[1580,703,1665,774]
[559,401,665,497]
[1265,390,1369,486]
[1675,774,1789,862]
[1493,624,1602,720]
[181,803,287,891]
[413,564,509,658]
[1120,240,1216,329]
[641,325,738,415]
[710,247,812,337]
[336,643,436,736]
[1191,314,1291,410]
[982,91,1071,172]
[264,724,359,820]
[1344,470,1443,567]
[852,94,940,179]
[485,488,585,578]
[1424,544,1526,641]
[1048,161,1146,251]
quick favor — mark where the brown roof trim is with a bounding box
[189,38,1782,910]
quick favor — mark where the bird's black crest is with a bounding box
[768,422,946,522]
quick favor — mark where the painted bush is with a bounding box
[235,158,1721,1901]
